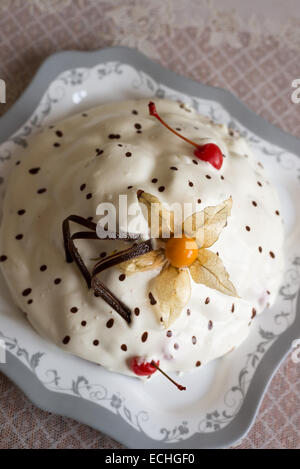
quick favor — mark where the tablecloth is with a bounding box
[0,0,299,449]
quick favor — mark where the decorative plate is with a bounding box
[0,47,299,449]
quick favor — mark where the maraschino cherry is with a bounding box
[130,357,159,376]
[148,101,223,170]
[130,357,186,391]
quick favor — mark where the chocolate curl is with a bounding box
[67,237,92,288]
[63,215,140,263]
[92,277,132,323]
[62,215,98,287]
[63,215,97,264]
[91,240,153,324]
[62,214,149,324]
[92,240,152,277]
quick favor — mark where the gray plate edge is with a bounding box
[0,46,299,449]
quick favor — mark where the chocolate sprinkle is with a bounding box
[269,251,275,258]
[56,130,63,138]
[0,255,7,262]
[158,186,165,192]
[141,331,148,342]
[18,209,26,215]
[40,264,47,271]
[22,288,32,297]
[134,307,140,316]
[149,292,157,305]
[125,152,132,157]
[121,344,127,351]
[166,330,172,337]
[80,184,86,191]
[152,178,158,183]
[196,361,201,367]
[15,234,23,240]
[29,167,40,175]
[62,336,70,345]
[54,278,61,285]
[37,188,47,194]
[208,320,213,330]
[81,321,87,327]
[70,307,78,313]
[170,166,178,170]
[119,274,126,281]
[93,340,99,346]
[192,336,197,344]
[251,308,257,319]
[106,318,114,328]
[205,297,210,304]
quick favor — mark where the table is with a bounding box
[0,0,299,449]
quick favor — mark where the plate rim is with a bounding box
[0,46,299,449]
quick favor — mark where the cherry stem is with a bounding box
[148,101,199,150]
[150,360,186,391]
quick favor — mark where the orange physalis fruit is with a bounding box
[165,236,198,268]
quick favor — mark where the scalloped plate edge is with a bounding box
[0,46,299,449]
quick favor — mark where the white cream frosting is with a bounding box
[0,99,284,377]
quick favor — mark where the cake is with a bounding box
[0,98,284,387]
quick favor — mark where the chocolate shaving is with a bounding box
[92,277,132,323]
[62,214,147,324]
[92,240,152,278]
[91,241,152,323]
[71,231,101,241]
[63,215,140,263]
[63,215,96,263]
[67,237,92,288]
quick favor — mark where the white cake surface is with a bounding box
[0,98,284,377]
